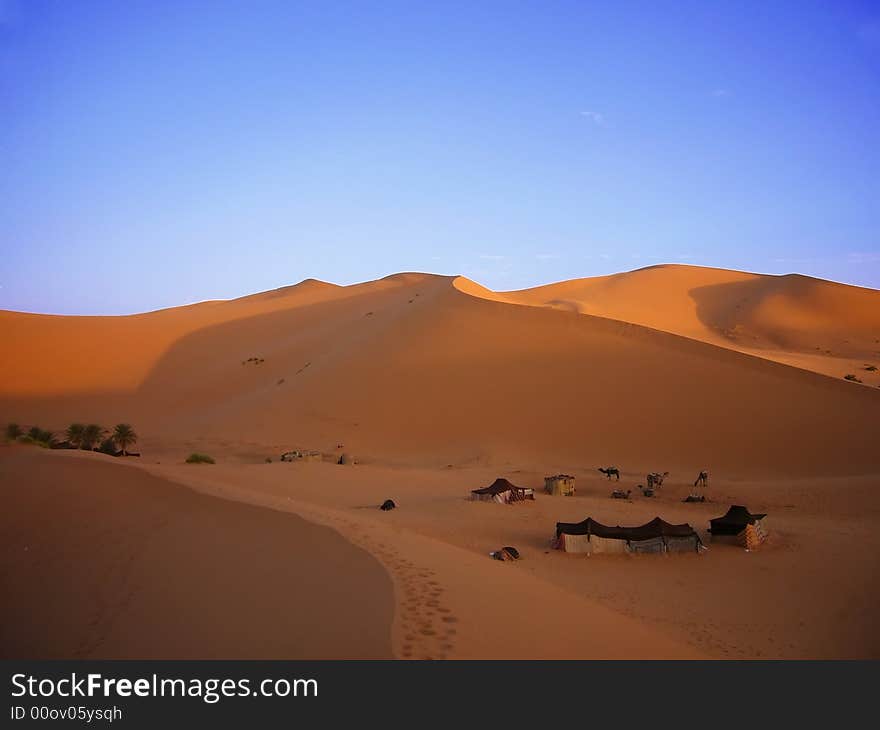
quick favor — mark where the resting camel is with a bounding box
[611,488,631,500]
[598,467,620,481]
[694,470,709,488]
[647,471,669,490]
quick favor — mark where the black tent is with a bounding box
[473,478,520,496]
[555,516,703,554]
[472,478,534,502]
[709,505,766,536]
[556,516,699,541]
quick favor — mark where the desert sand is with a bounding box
[0,447,393,659]
[1,265,878,659]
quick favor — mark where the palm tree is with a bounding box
[80,424,105,451]
[112,423,137,456]
[6,423,22,441]
[66,423,85,448]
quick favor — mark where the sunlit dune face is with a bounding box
[462,264,880,382]
[0,267,877,477]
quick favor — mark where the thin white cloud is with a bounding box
[846,251,880,264]
[478,254,507,261]
[535,253,560,261]
[580,111,605,125]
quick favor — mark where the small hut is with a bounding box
[709,506,768,549]
[471,478,534,504]
[555,517,703,555]
[544,474,576,496]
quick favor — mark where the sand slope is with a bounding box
[1,269,877,477]
[0,447,393,659]
[491,264,880,384]
[1,266,878,659]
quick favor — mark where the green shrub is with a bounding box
[186,453,215,464]
[25,426,54,446]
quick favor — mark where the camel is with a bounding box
[694,470,709,488]
[599,467,620,481]
[683,494,706,503]
[639,485,655,497]
[647,471,669,489]
[611,488,631,500]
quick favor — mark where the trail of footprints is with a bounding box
[333,518,459,659]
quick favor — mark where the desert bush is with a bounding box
[844,374,862,383]
[186,453,215,464]
[865,365,877,372]
[5,423,22,441]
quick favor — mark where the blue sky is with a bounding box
[1,0,879,314]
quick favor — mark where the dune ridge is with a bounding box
[2,264,879,660]
[1,267,877,476]
[465,264,880,383]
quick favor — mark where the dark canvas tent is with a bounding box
[555,516,703,555]
[471,478,535,504]
[709,505,768,549]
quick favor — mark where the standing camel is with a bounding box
[598,467,620,481]
[694,470,709,488]
[647,471,669,490]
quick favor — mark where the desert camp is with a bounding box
[709,506,769,549]
[471,478,535,504]
[555,516,704,555]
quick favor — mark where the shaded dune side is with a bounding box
[120,275,878,476]
[0,274,424,397]
[487,264,880,375]
[0,449,393,659]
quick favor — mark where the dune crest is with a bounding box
[458,264,880,383]
[1,267,877,476]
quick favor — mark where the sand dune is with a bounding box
[2,266,878,659]
[488,264,880,383]
[1,268,877,476]
[0,447,393,659]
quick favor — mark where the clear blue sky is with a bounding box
[1,0,878,314]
